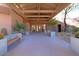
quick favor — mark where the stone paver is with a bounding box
[6,33,78,56]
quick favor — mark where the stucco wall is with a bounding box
[0,14,12,34]
[0,4,23,34]
[0,4,12,34]
[10,10,23,32]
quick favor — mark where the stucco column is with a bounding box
[0,4,12,34]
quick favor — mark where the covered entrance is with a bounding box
[2,3,78,56]
[8,3,70,33]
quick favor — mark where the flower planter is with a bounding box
[70,37,79,54]
[5,33,22,51]
[0,38,7,56]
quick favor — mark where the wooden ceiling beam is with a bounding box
[24,20,48,24]
[20,10,58,13]
[9,3,70,24]
[25,15,51,17]
[47,4,70,20]
[24,18,49,21]
[8,4,25,19]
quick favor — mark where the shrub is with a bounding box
[75,31,79,38]
[14,21,26,32]
[48,18,59,26]
[73,27,79,33]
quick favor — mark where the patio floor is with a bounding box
[5,32,78,56]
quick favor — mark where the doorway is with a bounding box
[58,24,61,32]
[31,24,46,32]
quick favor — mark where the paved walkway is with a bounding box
[6,32,78,56]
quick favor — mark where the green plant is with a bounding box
[71,27,79,38]
[48,18,59,26]
[75,31,79,38]
[0,34,4,39]
[73,27,79,33]
[14,21,26,32]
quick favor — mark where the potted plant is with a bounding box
[70,27,79,54]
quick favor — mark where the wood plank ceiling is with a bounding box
[8,3,70,24]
